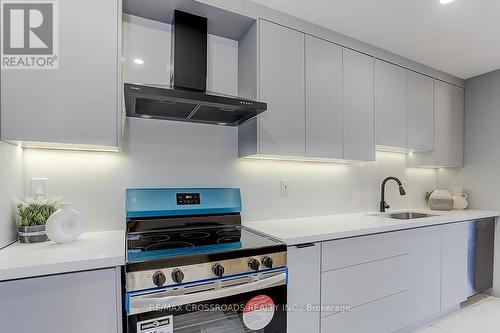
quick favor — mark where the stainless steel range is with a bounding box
[124,188,287,333]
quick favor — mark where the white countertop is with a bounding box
[0,230,125,281]
[245,209,499,246]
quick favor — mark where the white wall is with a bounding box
[22,15,437,231]
[0,141,23,248]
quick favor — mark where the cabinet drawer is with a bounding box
[322,231,410,272]
[321,254,410,317]
[321,290,410,333]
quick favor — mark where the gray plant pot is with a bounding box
[18,225,48,243]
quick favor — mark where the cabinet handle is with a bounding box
[295,243,315,248]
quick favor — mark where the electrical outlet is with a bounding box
[280,180,290,197]
[31,178,48,198]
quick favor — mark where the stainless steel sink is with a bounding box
[384,212,436,220]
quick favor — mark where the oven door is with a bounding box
[126,269,287,333]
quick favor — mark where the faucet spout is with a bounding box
[380,176,406,212]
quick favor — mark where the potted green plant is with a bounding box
[17,197,59,243]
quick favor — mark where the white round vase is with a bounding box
[46,203,85,244]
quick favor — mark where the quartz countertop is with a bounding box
[0,230,125,281]
[245,209,499,246]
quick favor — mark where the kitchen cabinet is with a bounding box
[321,290,409,333]
[1,0,121,150]
[239,21,375,161]
[441,222,468,310]
[375,60,408,149]
[0,268,122,333]
[287,243,321,333]
[305,35,343,159]
[241,19,460,163]
[320,227,441,332]
[343,48,375,161]
[407,80,464,167]
[407,71,434,151]
[434,81,465,167]
[287,222,471,333]
[406,227,442,323]
[258,20,305,157]
[375,61,434,152]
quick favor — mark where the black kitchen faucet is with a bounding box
[380,177,406,212]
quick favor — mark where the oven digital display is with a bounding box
[176,193,201,205]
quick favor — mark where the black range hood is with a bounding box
[124,10,267,126]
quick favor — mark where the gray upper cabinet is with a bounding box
[407,71,434,151]
[407,80,464,167]
[375,61,434,152]
[343,49,375,161]
[1,0,121,149]
[434,80,464,167]
[375,60,408,149]
[305,35,343,159]
[258,20,305,156]
[238,17,460,165]
[240,21,375,161]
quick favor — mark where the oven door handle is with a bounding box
[131,272,286,311]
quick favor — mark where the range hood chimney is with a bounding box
[171,10,207,92]
[124,10,267,127]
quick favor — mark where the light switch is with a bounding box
[31,178,48,198]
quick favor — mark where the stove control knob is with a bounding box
[262,256,273,269]
[248,258,261,271]
[212,263,225,277]
[152,271,166,287]
[171,269,184,284]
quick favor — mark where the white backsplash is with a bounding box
[23,120,437,231]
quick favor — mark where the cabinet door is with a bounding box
[375,60,407,149]
[259,20,305,156]
[434,81,464,167]
[407,226,441,324]
[1,0,120,147]
[0,268,121,333]
[343,49,375,161]
[305,36,343,159]
[441,222,468,310]
[287,243,321,333]
[408,71,434,151]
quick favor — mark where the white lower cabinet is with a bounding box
[321,290,410,333]
[288,224,469,333]
[287,243,321,333]
[441,222,469,310]
[0,268,122,333]
[406,227,442,323]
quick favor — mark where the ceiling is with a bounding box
[251,0,500,79]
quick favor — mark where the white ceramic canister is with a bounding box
[46,203,85,243]
[451,187,469,210]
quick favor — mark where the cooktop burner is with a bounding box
[180,231,211,240]
[144,241,195,252]
[139,234,170,243]
[216,228,241,237]
[126,226,282,264]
